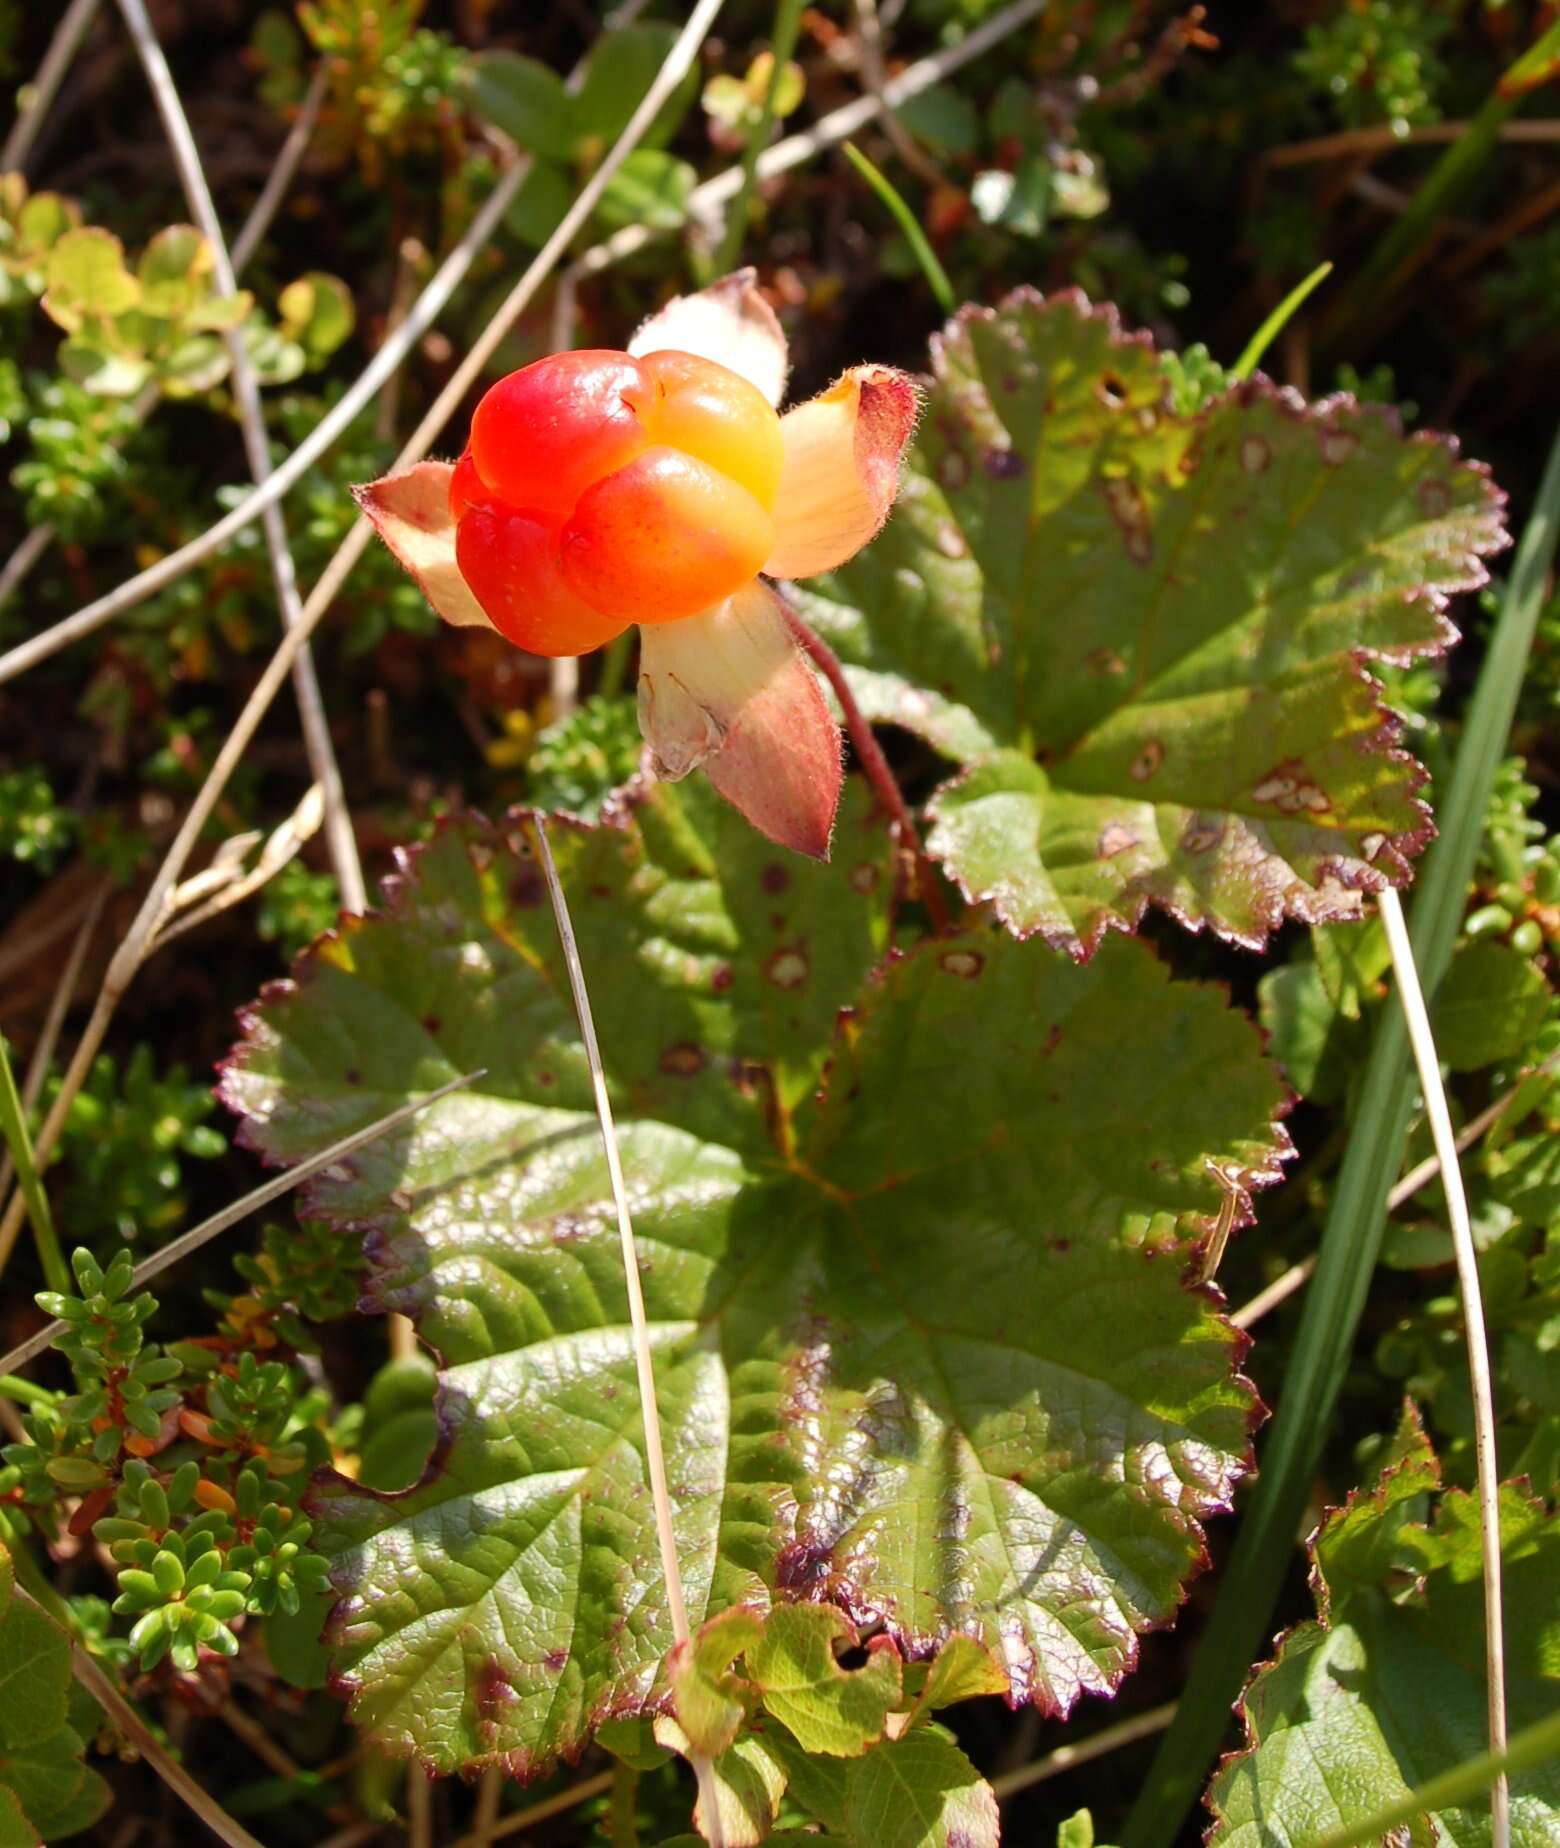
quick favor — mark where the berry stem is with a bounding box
[780,601,951,931]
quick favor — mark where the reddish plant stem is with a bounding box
[781,603,951,931]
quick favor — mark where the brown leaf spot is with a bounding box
[421,1014,441,1035]
[1096,370,1128,408]
[475,1657,517,1717]
[1042,1024,1063,1056]
[765,945,809,989]
[1130,739,1165,782]
[712,963,734,992]
[1103,476,1153,565]
[344,1069,360,1086]
[1318,426,1358,467]
[510,865,544,909]
[1098,822,1137,859]
[936,522,968,559]
[936,447,970,491]
[983,446,1026,479]
[775,1539,834,1595]
[1181,817,1224,855]
[1417,476,1452,517]
[850,861,881,894]
[659,1042,707,1078]
[939,948,984,979]
[1084,646,1127,676]
[1240,435,1271,473]
[761,862,790,894]
[1252,760,1331,814]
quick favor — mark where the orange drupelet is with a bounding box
[450,348,783,655]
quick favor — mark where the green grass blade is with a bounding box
[1231,261,1332,381]
[842,140,957,315]
[0,1036,68,1294]
[1310,1706,1560,1848]
[1322,22,1560,348]
[711,0,806,275]
[1121,427,1557,1848]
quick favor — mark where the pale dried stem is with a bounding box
[1376,886,1508,1846]
[377,236,426,444]
[1264,117,1560,171]
[0,524,55,611]
[852,0,943,186]
[450,1769,615,1848]
[219,1699,303,1780]
[12,1582,265,1848]
[407,1762,432,1848]
[532,818,724,1847]
[990,1700,1178,1802]
[1,0,102,171]
[229,61,329,275]
[0,59,326,623]
[0,1068,482,1381]
[116,0,365,913]
[472,1766,504,1839]
[1231,1044,1560,1332]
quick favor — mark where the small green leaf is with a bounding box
[575,24,698,153]
[42,229,138,331]
[56,340,151,399]
[842,1725,999,1848]
[596,150,697,233]
[655,1715,788,1845]
[277,272,355,362]
[504,159,572,249]
[904,1635,1010,1724]
[896,84,980,155]
[596,1716,673,1772]
[1432,939,1550,1071]
[466,51,577,162]
[747,1607,901,1757]
[672,1605,763,1758]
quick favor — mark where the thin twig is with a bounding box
[1264,117,1560,171]
[449,1769,615,1848]
[1,0,102,171]
[407,1763,432,1848]
[990,1701,1178,1802]
[852,0,943,186]
[1232,1043,1560,1331]
[532,818,724,1845]
[1376,886,1508,1846]
[0,525,56,611]
[229,62,329,275]
[115,0,365,913]
[781,603,950,930]
[13,1583,263,1847]
[0,1068,483,1381]
[472,1767,504,1842]
[218,1699,304,1781]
